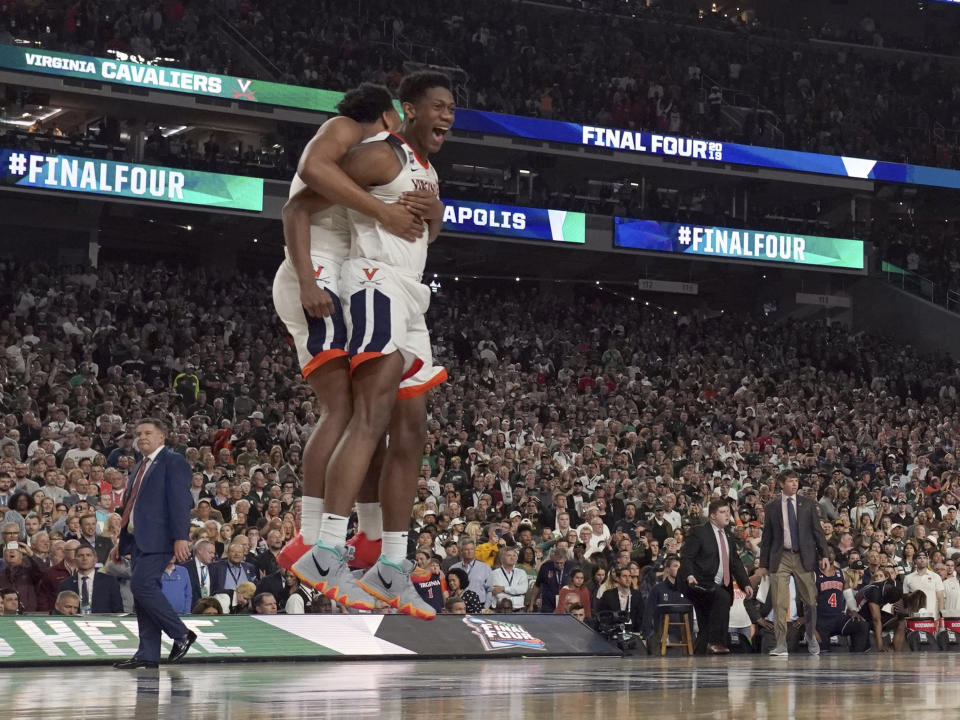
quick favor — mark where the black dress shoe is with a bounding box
[113,658,159,670]
[168,630,197,663]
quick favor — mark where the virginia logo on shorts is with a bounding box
[313,265,329,284]
[463,616,547,652]
[363,268,378,280]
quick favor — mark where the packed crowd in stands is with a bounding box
[1,260,959,651]
[2,0,960,169]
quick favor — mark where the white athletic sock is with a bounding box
[317,513,349,550]
[381,531,408,565]
[356,502,383,541]
[300,496,324,544]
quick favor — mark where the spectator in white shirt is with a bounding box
[903,551,945,619]
[937,559,960,613]
[491,547,528,610]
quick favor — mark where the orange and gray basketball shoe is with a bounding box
[358,557,437,621]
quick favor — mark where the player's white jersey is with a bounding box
[347,131,438,278]
[284,173,351,264]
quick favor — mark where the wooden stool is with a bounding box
[658,603,695,656]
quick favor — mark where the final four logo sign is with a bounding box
[464,616,547,652]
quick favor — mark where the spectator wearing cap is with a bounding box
[420,507,438,531]
[649,504,673,546]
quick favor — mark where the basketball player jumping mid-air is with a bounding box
[273,83,425,577]
[292,72,454,620]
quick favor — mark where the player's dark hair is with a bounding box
[398,71,452,105]
[336,83,395,123]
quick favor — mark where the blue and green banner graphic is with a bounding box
[0,148,264,211]
[6,45,960,190]
[441,199,585,243]
[614,217,865,271]
[0,45,343,113]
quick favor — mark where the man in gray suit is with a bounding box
[758,469,830,656]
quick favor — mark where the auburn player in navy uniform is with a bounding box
[814,555,869,652]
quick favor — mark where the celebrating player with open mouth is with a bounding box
[288,72,454,619]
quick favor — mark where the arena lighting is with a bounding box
[0,106,62,128]
[158,125,188,138]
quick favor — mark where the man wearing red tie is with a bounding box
[681,499,753,654]
[757,470,831,657]
[114,419,196,669]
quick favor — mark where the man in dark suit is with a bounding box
[78,514,114,566]
[180,539,217,609]
[680,499,753,654]
[759,469,831,657]
[58,545,123,613]
[596,565,643,635]
[209,541,257,597]
[114,418,196,669]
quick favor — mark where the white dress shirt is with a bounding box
[195,558,211,598]
[943,575,960,612]
[77,570,97,610]
[491,565,529,609]
[711,522,729,586]
[781,494,799,550]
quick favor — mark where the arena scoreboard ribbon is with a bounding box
[6,46,960,190]
[0,45,343,113]
[0,148,264,211]
[614,217,865,271]
[441,199,586,243]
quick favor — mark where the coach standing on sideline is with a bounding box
[114,418,197,669]
[758,469,830,656]
[681,499,753,654]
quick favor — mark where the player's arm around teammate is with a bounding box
[296,114,423,245]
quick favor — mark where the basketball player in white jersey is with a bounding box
[273,84,424,577]
[293,72,454,619]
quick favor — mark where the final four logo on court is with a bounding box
[464,616,547,652]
